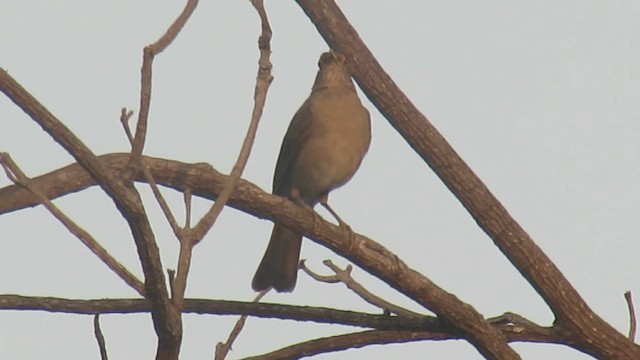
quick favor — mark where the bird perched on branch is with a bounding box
[252,51,371,292]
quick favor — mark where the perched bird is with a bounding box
[252,51,371,292]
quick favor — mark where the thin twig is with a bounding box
[215,291,268,360]
[172,228,195,308]
[0,153,145,296]
[93,314,109,360]
[625,291,636,341]
[189,0,273,242]
[140,161,181,236]
[130,0,200,160]
[184,188,192,229]
[168,269,176,300]
[119,108,135,146]
[171,0,274,311]
[301,260,423,317]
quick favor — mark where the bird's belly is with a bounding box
[291,133,366,199]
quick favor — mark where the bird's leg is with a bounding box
[319,193,351,232]
[291,187,323,232]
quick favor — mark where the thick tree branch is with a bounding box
[0,154,562,357]
[294,1,639,359]
[281,4,514,359]
[0,70,180,357]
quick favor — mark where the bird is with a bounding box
[251,51,371,292]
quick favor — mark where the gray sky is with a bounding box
[1,1,639,359]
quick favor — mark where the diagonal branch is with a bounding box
[241,330,450,360]
[0,153,515,358]
[215,291,268,360]
[2,154,636,357]
[294,1,639,359]
[0,153,145,296]
[0,71,178,352]
[1,57,181,360]
[131,0,199,159]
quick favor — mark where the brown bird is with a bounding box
[251,51,371,292]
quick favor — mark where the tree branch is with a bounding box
[301,260,422,317]
[93,314,109,360]
[0,70,180,357]
[0,295,438,330]
[130,0,199,159]
[0,295,558,344]
[241,330,449,360]
[0,153,145,296]
[294,1,639,359]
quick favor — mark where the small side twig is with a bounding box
[215,291,268,360]
[139,160,181,236]
[93,314,109,360]
[167,269,176,300]
[301,259,423,318]
[119,108,135,146]
[625,291,636,341]
[0,153,145,296]
[184,188,192,229]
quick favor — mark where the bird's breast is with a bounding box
[289,92,371,200]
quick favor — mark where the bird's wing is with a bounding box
[272,97,315,197]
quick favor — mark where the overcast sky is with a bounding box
[1,1,639,359]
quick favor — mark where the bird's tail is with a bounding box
[251,224,302,292]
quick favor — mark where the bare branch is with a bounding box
[625,291,637,342]
[294,1,638,358]
[1,64,181,360]
[168,0,274,313]
[242,314,559,360]
[140,161,181,236]
[215,291,268,360]
[93,314,109,360]
[0,153,145,296]
[0,295,558,343]
[0,154,508,339]
[242,330,447,360]
[3,154,635,358]
[119,108,135,147]
[183,188,192,228]
[0,2,203,355]
[301,260,422,317]
[130,0,199,159]
[190,0,274,241]
[0,295,438,330]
